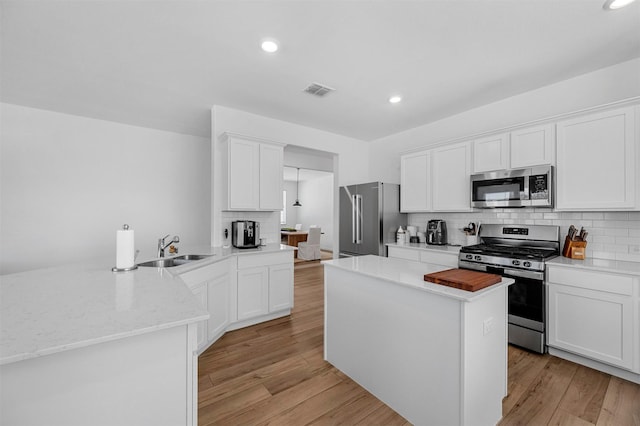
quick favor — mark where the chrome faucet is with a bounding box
[158,234,180,257]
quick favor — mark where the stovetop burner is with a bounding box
[460,243,558,261]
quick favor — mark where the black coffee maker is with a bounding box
[427,220,447,245]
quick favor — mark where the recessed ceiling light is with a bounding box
[261,40,279,53]
[389,96,402,104]
[603,0,637,10]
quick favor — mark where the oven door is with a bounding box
[461,261,546,352]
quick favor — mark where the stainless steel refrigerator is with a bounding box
[339,182,407,257]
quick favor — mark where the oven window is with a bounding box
[507,276,543,323]
[472,178,524,202]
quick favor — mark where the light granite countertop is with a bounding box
[323,255,513,303]
[546,256,640,276]
[0,244,295,365]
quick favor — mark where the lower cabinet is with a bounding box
[180,258,232,353]
[387,245,459,269]
[235,251,294,326]
[180,251,294,351]
[547,265,638,373]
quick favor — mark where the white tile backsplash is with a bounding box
[408,208,640,262]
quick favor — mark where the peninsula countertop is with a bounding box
[322,255,513,303]
[0,243,296,365]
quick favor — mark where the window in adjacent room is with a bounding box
[280,190,287,224]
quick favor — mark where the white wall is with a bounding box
[296,175,334,251]
[369,58,640,184]
[211,105,369,247]
[282,180,299,228]
[0,103,211,274]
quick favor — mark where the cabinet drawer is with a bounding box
[387,246,420,261]
[547,266,633,296]
[419,251,458,268]
[237,251,292,269]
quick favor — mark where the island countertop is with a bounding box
[322,255,513,302]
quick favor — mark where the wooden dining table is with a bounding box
[281,231,308,258]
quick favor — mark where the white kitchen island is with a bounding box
[323,255,513,426]
[0,260,208,426]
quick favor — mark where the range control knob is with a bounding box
[474,255,481,261]
[466,254,473,260]
[512,260,521,266]
[523,261,532,268]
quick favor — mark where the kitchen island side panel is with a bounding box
[324,266,463,425]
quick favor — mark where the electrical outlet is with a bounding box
[483,317,494,335]
[630,245,640,255]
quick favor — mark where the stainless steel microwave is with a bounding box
[470,165,553,208]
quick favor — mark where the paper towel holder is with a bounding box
[112,224,139,272]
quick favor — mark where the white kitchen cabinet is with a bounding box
[547,265,637,372]
[191,282,208,350]
[431,141,472,211]
[400,150,431,212]
[220,132,285,211]
[473,133,509,173]
[233,251,294,328]
[510,123,555,168]
[556,106,637,210]
[237,266,269,320]
[180,258,232,352]
[269,262,294,312]
[387,244,459,268]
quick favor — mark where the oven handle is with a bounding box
[459,260,544,281]
[486,265,544,281]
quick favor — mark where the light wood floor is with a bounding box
[199,261,640,426]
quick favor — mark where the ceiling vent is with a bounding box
[303,82,335,97]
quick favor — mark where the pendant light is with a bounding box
[293,168,302,207]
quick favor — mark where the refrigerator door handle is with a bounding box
[351,194,357,244]
[355,194,363,244]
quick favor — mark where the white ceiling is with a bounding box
[1,1,639,141]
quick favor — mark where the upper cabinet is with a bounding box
[473,133,510,173]
[432,142,472,212]
[400,150,431,212]
[556,106,637,211]
[473,125,555,173]
[400,142,471,213]
[220,133,285,211]
[510,124,555,168]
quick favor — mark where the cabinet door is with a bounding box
[432,142,472,211]
[228,138,259,209]
[208,273,230,342]
[400,150,431,212]
[548,283,634,370]
[510,124,555,168]
[259,143,284,210]
[556,106,636,210]
[237,267,269,320]
[191,283,208,351]
[473,133,509,173]
[269,263,293,312]
[387,246,420,261]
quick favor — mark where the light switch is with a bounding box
[483,317,494,335]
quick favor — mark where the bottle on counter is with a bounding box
[396,226,406,244]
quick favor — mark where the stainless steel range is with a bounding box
[458,224,560,353]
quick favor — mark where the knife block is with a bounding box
[562,236,587,260]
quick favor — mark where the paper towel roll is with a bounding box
[116,226,135,269]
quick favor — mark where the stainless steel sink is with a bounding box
[137,258,182,268]
[137,254,214,268]
[173,254,213,261]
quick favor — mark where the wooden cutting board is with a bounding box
[424,268,501,292]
